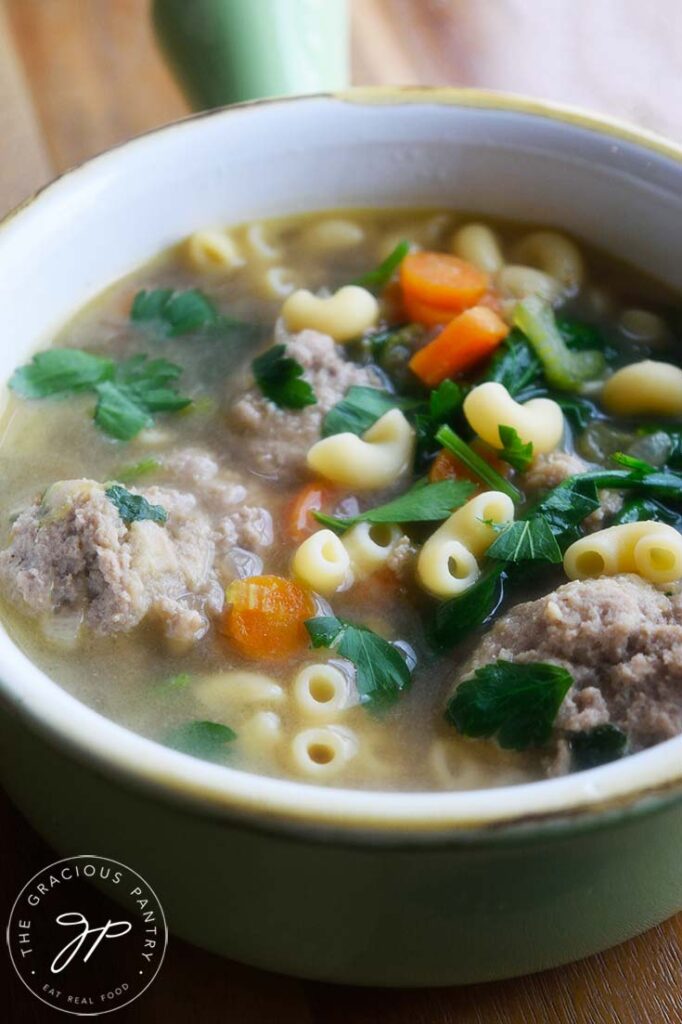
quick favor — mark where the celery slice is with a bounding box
[514,297,604,391]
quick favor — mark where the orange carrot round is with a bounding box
[409,306,509,387]
[286,482,332,542]
[402,293,456,328]
[400,251,489,312]
[220,575,315,660]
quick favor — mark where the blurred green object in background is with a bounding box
[153,0,349,109]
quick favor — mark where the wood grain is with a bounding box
[0,1,681,1021]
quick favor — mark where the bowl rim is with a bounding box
[2,85,682,840]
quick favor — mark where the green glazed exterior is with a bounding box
[1,706,681,985]
[152,0,349,108]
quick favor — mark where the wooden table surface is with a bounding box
[0,2,680,1021]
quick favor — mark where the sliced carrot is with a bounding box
[429,441,510,492]
[409,306,509,387]
[403,292,456,328]
[220,575,315,660]
[286,482,332,542]
[400,251,489,312]
[478,289,506,317]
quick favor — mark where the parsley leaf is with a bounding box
[115,457,161,483]
[131,288,221,337]
[487,518,562,563]
[305,616,411,708]
[315,479,475,533]
[10,349,114,398]
[94,356,191,440]
[498,425,533,471]
[429,379,465,421]
[252,344,316,409]
[354,240,410,292]
[446,660,573,750]
[105,484,167,525]
[429,567,505,652]
[569,724,627,770]
[164,720,236,759]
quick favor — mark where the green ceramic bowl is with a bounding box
[1,91,681,986]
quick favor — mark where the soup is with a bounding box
[1,208,681,791]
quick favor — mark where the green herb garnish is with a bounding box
[10,348,114,398]
[94,355,191,440]
[612,497,682,528]
[252,344,316,409]
[436,425,521,501]
[446,660,573,750]
[487,518,562,563]
[354,240,410,292]
[315,479,474,533]
[569,724,627,770]
[158,672,192,692]
[164,720,236,759]
[483,329,542,396]
[105,484,167,525]
[115,457,161,483]
[430,567,505,652]
[131,288,221,337]
[322,385,417,438]
[305,616,411,708]
[497,425,533,472]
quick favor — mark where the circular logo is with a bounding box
[6,854,167,1016]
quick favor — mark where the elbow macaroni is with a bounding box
[290,725,358,778]
[293,663,350,718]
[195,671,284,714]
[464,381,564,454]
[417,491,515,598]
[451,223,504,275]
[307,409,415,489]
[292,529,351,595]
[341,522,403,578]
[184,229,245,273]
[301,218,365,251]
[601,360,682,417]
[512,231,584,292]
[564,521,682,584]
[282,285,379,342]
[496,265,562,304]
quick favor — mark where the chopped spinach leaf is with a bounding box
[354,240,410,292]
[315,479,474,533]
[105,484,167,525]
[483,329,542,396]
[164,720,236,759]
[488,517,562,563]
[305,616,411,708]
[10,349,114,398]
[498,425,533,472]
[322,385,416,437]
[612,497,682,528]
[445,660,573,750]
[569,724,627,770]
[429,567,506,652]
[252,344,316,409]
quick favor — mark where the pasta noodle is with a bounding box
[463,381,564,453]
[261,266,298,299]
[281,285,379,342]
[512,231,584,291]
[619,309,668,346]
[342,522,403,577]
[293,663,350,717]
[496,265,562,304]
[564,521,682,584]
[301,218,365,251]
[451,223,504,275]
[307,408,415,489]
[601,360,682,417]
[290,725,358,778]
[195,671,284,714]
[184,229,245,273]
[292,529,351,595]
[417,491,515,598]
[243,222,281,261]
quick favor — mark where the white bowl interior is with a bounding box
[1,92,681,833]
